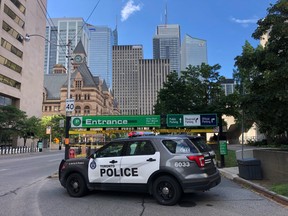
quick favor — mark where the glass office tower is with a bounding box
[88,25,118,88]
[181,34,207,71]
[153,24,181,74]
[45,18,90,74]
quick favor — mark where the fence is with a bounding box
[0,146,40,155]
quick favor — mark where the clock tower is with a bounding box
[72,40,87,69]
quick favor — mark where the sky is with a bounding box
[47,0,277,78]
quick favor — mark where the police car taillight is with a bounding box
[187,155,205,167]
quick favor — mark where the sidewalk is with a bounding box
[219,167,288,206]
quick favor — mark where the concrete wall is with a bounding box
[253,149,288,183]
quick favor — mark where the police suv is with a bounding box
[59,135,221,205]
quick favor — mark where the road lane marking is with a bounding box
[0,169,8,172]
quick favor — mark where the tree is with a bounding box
[154,63,237,116]
[234,0,288,139]
[0,105,27,145]
[18,116,41,146]
[40,115,65,142]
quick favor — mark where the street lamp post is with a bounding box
[25,34,72,159]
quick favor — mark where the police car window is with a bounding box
[126,141,155,156]
[190,138,212,152]
[96,142,124,158]
[162,139,198,154]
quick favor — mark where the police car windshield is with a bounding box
[162,138,199,154]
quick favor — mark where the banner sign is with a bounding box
[71,115,160,128]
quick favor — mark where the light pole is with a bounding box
[25,34,72,159]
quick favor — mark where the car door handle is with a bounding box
[109,160,118,164]
[146,158,156,162]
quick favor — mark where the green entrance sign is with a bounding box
[71,115,160,128]
[219,140,228,155]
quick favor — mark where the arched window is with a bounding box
[84,106,90,115]
[75,106,81,115]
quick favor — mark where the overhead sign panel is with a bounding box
[71,115,160,128]
[167,114,217,127]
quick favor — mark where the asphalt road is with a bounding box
[0,150,287,216]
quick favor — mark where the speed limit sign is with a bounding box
[66,99,75,112]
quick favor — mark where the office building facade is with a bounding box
[88,25,117,88]
[44,17,90,74]
[138,59,170,115]
[112,45,143,115]
[153,24,181,74]
[0,0,46,117]
[181,34,208,71]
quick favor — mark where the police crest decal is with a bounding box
[90,160,96,169]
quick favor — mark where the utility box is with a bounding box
[237,158,262,180]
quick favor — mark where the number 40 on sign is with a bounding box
[66,99,75,112]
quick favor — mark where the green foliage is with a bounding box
[154,63,237,117]
[234,0,288,139]
[0,105,27,144]
[40,115,65,141]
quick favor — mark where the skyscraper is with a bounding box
[153,24,181,73]
[112,45,143,115]
[44,18,90,74]
[138,59,170,115]
[181,34,208,71]
[88,25,118,88]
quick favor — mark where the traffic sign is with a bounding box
[166,114,183,127]
[66,99,75,112]
[167,114,217,127]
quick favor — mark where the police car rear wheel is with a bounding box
[152,176,182,206]
[66,173,87,197]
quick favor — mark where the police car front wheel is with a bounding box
[152,176,182,206]
[66,173,88,197]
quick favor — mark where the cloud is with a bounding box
[231,17,259,27]
[121,0,142,22]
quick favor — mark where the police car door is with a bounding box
[120,140,160,184]
[88,141,124,183]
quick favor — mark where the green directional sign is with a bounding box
[71,115,160,128]
[167,114,184,127]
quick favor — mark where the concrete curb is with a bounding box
[219,169,288,207]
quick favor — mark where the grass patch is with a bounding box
[215,149,238,167]
[270,183,288,197]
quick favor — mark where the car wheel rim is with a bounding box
[70,178,80,193]
[157,181,174,200]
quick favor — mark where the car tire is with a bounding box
[66,173,88,197]
[152,175,182,205]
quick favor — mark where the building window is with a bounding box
[0,74,21,89]
[84,106,90,115]
[75,80,82,89]
[4,4,25,28]
[2,21,23,43]
[75,106,81,115]
[10,0,26,14]
[1,38,23,58]
[84,94,90,100]
[0,95,13,106]
[0,55,22,73]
